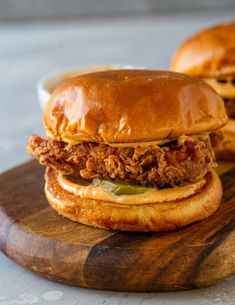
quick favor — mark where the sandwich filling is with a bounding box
[27,132,221,190]
[57,170,207,204]
[205,77,235,118]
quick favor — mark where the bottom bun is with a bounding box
[216,119,235,161]
[45,168,222,232]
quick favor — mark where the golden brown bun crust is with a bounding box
[171,21,235,77]
[215,119,235,160]
[43,70,227,143]
[45,167,222,232]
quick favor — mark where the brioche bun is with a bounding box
[171,21,235,77]
[45,168,222,232]
[43,70,227,144]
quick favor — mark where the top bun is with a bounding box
[171,21,235,77]
[43,70,227,144]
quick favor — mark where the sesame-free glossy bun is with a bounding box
[43,70,227,144]
[171,21,235,77]
[45,168,222,232]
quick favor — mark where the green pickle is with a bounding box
[92,178,151,195]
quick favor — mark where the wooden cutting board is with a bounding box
[0,160,234,292]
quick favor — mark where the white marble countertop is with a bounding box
[1,12,235,305]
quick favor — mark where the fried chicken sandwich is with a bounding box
[27,70,227,231]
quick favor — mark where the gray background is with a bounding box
[1,0,235,22]
[0,1,235,304]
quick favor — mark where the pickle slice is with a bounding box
[92,179,151,195]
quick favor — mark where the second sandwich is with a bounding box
[171,21,235,160]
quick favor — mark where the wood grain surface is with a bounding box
[0,160,234,292]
